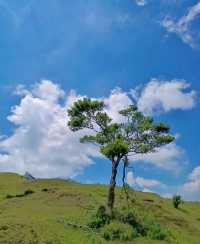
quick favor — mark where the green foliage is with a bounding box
[100,138,128,160]
[102,221,138,241]
[6,194,13,199]
[6,189,34,199]
[68,99,175,161]
[147,223,168,240]
[88,205,110,229]
[24,189,35,195]
[121,212,145,235]
[173,195,182,209]
[41,188,49,192]
[68,98,175,210]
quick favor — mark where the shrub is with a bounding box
[122,212,145,235]
[6,194,13,199]
[6,189,34,199]
[147,223,168,240]
[88,205,110,229]
[24,189,34,195]
[15,194,25,198]
[42,188,48,192]
[173,195,182,209]
[102,221,138,241]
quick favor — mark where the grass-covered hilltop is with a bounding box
[0,173,199,244]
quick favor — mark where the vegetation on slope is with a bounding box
[0,173,200,244]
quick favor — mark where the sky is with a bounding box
[0,0,200,201]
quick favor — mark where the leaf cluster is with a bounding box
[68,98,175,161]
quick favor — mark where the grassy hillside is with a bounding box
[0,173,199,244]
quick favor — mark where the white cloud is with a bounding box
[0,80,195,179]
[0,80,101,178]
[135,79,196,115]
[127,171,163,188]
[135,0,147,6]
[0,82,135,179]
[126,172,166,194]
[131,143,185,172]
[161,2,200,48]
[104,88,132,122]
[181,166,200,201]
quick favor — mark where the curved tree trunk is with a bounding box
[107,159,120,211]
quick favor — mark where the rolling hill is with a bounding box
[0,173,199,244]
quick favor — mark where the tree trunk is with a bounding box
[107,159,120,211]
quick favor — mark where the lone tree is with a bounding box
[172,195,182,209]
[68,98,175,211]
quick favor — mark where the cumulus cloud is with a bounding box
[181,166,200,201]
[126,171,166,193]
[104,88,132,122]
[135,79,196,115]
[135,0,147,6]
[0,81,101,178]
[0,79,196,179]
[131,143,185,172]
[127,171,163,188]
[0,82,133,178]
[161,2,200,48]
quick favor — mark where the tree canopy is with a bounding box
[68,98,175,210]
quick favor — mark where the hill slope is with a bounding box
[0,173,199,244]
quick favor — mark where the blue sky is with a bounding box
[0,0,200,200]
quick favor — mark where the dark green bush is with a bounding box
[102,221,138,241]
[147,223,168,240]
[122,212,145,235]
[6,189,34,199]
[15,194,25,197]
[111,210,146,236]
[42,188,48,192]
[6,194,13,199]
[88,205,110,229]
[173,195,182,209]
[24,189,34,195]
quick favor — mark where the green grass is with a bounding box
[0,173,200,244]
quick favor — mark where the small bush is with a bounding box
[6,194,13,199]
[111,210,145,236]
[6,189,34,199]
[42,188,48,192]
[24,189,34,195]
[122,212,145,235]
[88,205,110,229]
[15,194,25,198]
[147,223,168,240]
[102,222,138,241]
[173,195,182,209]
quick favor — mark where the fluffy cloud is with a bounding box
[0,79,196,179]
[131,142,185,172]
[161,2,200,48]
[181,166,200,201]
[0,81,101,178]
[136,79,196,115]
[104,88,132,122]
[126,171,165,193]
[0,81,133,178]
[135,0,147,6]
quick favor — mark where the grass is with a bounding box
[0,173,200,243]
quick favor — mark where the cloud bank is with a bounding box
[0,79,196,179]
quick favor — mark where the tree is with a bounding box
[172,195,182,209]
[68,98,175,211]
